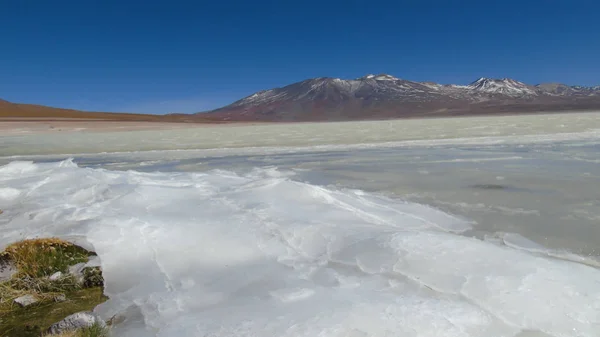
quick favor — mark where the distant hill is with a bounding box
[198,75,600,121]
[0,99,165,120]
[0,99,217,122]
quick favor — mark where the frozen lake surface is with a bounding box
[1,112,600,336]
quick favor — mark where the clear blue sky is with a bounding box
[1,0,598,114]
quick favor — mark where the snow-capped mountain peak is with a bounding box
[467,78,537,96]
[358,74,400,81]
[205,74,600,121]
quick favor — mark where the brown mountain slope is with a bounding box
[0,99,163,120]
[0,99,219,122]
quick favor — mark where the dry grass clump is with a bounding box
[0,280,34,306]
[0,275,80,314]
[0,238,108,336]
[1,238,91,278]
[12,273,80,293]
[0,238,91,309]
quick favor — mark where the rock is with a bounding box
[54,293,67,302]
[49,271,63,281]
[14,294,38,307]
[47,311,106,335]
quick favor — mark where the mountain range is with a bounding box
[2,75,599,122]
[199,75,600,121]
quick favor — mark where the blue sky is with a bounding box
[1,0,598,114]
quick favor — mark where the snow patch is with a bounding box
[468,78,537,96]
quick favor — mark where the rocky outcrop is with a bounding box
[47,311,106,335]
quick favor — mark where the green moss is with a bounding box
[83,267,104,288]
[77,322,110,337]
[0,239,108,336]
[0,287,108,337]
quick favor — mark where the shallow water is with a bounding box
[1,113,599,336]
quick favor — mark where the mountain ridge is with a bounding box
[2,75,599,122]
[200,75,600,121]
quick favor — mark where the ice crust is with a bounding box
[0,159,599,337]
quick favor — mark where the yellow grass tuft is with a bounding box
[3,238,75,254]
[1,238,91,278]
[0,238,108,336]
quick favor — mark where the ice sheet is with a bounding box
[0,159,599,337]
[2,111,600,158]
